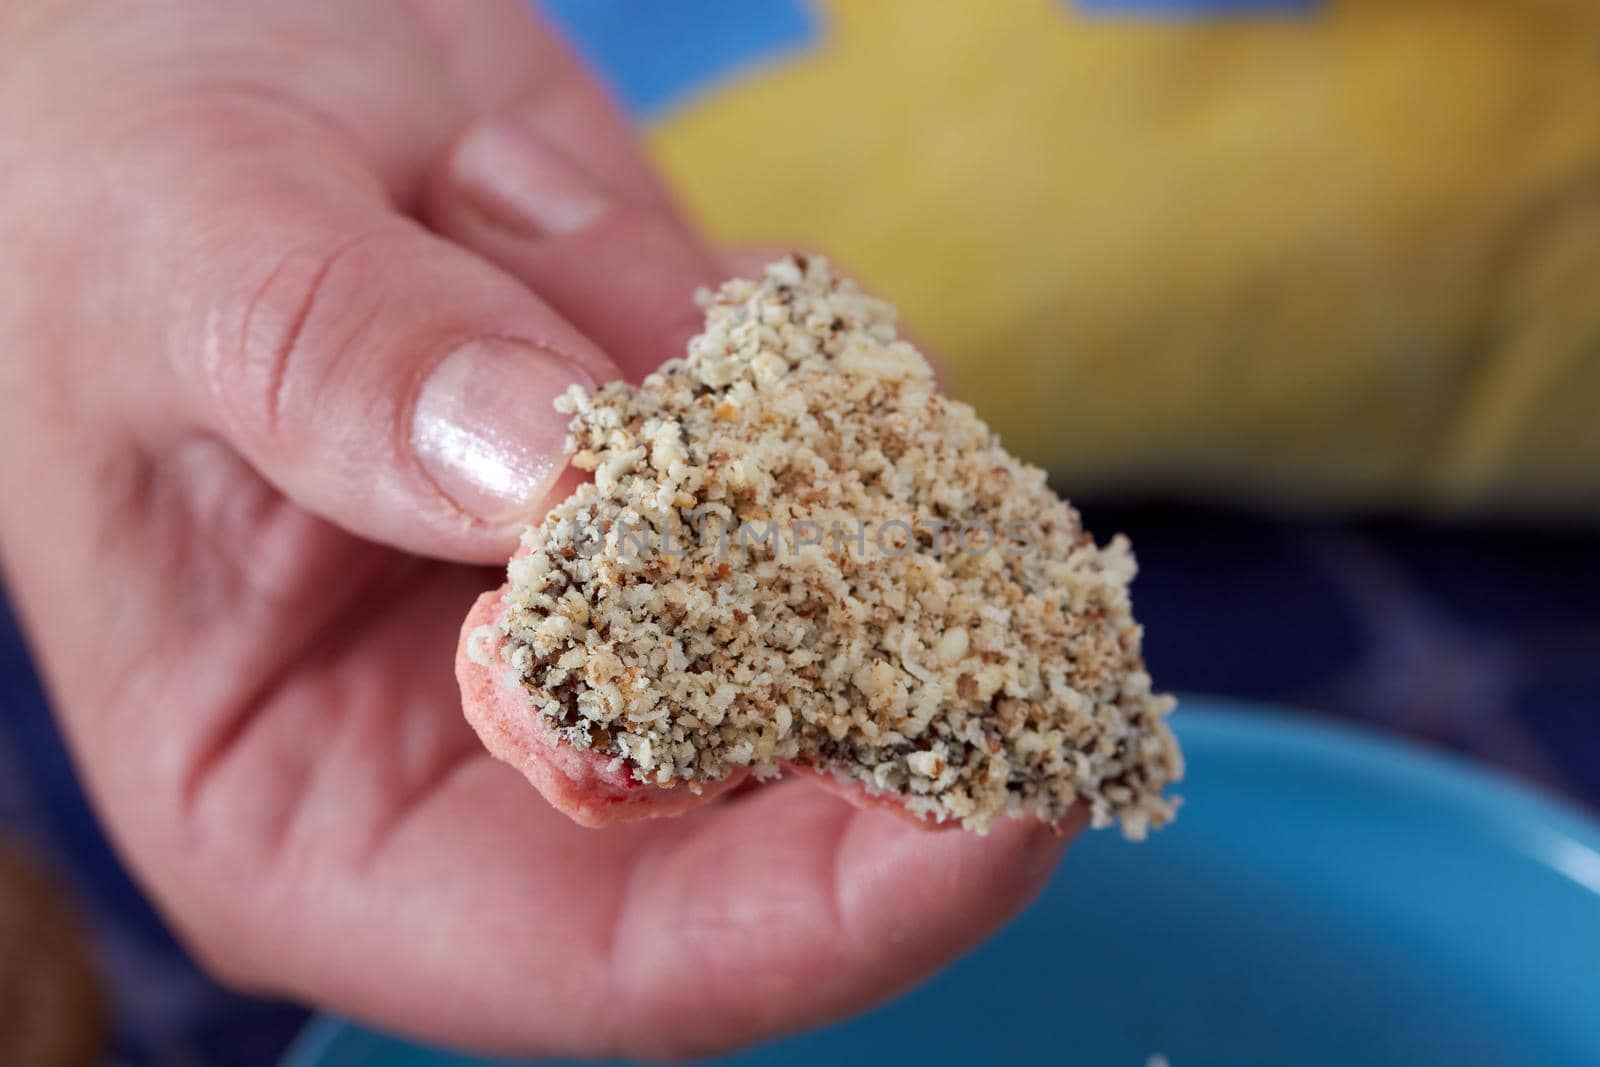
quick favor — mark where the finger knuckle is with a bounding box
[201,228,380,451]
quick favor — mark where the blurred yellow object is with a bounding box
[648,0,1600,516]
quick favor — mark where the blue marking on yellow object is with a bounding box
[537,0,820,119]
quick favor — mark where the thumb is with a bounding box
[159,122,620,564]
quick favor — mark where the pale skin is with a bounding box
[0,2,1078,1058]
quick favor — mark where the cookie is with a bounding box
[458,257,1181,835]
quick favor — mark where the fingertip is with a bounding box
[409,336,591,531]
[436,118,611,239]
[178,195,622,566]
[423,114,724,380]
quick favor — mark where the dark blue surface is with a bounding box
[1111,507,1600,805]
[283,702,1600,1067]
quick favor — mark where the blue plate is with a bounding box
[283,698,1600,1066]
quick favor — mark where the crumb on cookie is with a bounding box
[489,256,1182,837]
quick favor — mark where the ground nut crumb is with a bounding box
[493,256,1182,836]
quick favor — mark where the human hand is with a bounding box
[0,1,1074,1057]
